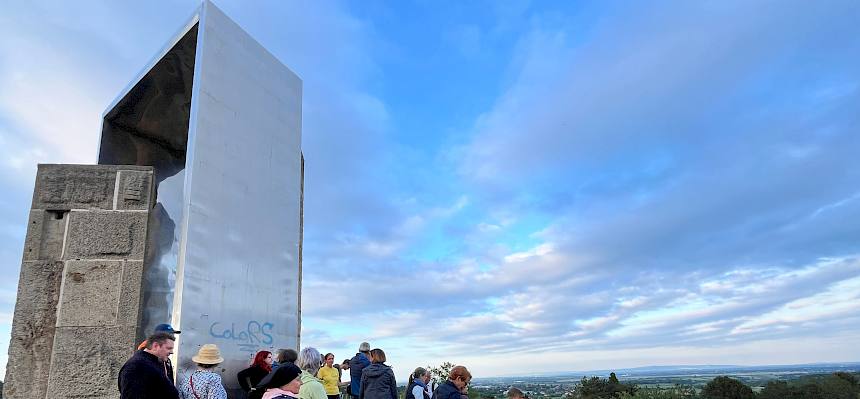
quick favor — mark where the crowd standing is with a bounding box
[117,327,476,399]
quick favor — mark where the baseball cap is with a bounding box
[154,323,181,334]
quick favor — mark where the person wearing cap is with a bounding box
[178,344,227,399]
[348,342,371,399]
[137,323,181,349]
[254,363,303,399]
[118,331,180,398]
[137,323,181,381]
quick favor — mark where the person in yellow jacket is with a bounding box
[317,353,341,399]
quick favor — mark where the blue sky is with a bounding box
[2,0,860,381]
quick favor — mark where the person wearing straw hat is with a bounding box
[178,344,228,399]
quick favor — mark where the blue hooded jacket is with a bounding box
[349,352,370,395]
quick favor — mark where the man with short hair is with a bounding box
[348,342,371,399]
[136,323,180,381]
[118,332,180,398]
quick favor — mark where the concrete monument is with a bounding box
[4,1,303,398]
[5,165,155,398]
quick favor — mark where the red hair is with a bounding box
[251,350,272,372]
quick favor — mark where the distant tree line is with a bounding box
[561,371,860,399]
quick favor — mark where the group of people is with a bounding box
[116,325,475,399]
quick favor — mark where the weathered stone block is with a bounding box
[57,260,123,327]
[64,211,148,260]
[4,260,64,399]
[117,260,145,326]
[22,210,69,261]
[47,326,136,399]
[116,169,154,210]
[32,164,117,210]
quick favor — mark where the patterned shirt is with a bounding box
[179,370,228,399]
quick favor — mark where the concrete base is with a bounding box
[3,164,154,399]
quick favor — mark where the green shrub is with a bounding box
[700,376,753,399]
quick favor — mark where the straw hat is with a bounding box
[192,344,224,364]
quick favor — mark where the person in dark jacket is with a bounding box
[432,366,471,399]
[406,367,431,399]
[118,332,180,399]
[348,342,371,398]
[359,348,397,399]
[238,350,274,393]
[135,323,180,381]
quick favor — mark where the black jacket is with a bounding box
[237,365,270,391]
[433,381,462,399]
[118,350,179,399]
[360,363,397,399]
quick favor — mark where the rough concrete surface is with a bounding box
[57,260,123,327]
[47,326,137,399]
[6,164,155,399]
[21,210,68,261]
[116,170,154,211]
[64,211,148,260]
[4,260,65,399]
[32,165,116,210]
[117,260,145,327]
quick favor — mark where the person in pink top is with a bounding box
[257,363,303,399]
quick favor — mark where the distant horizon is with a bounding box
[476,361,860,380]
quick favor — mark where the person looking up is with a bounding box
[359,348,396,399]
[348,342,371,399]
[297,347,328,399]
[239,351,274,393]
[407,367,432,399]
[432,366,471,399]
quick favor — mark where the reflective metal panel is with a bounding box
[99,2,302,396]
[99,20,198,344]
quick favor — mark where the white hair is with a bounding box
[297,347,322,375]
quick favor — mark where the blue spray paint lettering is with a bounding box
[209,320,274,345]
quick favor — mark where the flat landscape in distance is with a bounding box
[469,362,860,397]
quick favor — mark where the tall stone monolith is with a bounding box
[4,164,154,399]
